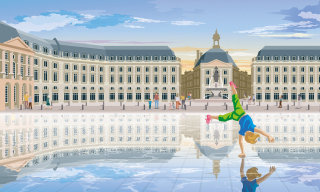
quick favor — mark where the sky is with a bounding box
[1,0,320,73]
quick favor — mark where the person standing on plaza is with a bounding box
[278,95,283,108]
[297,94,301,109]
[148,98,152,110]
[175,95,180,110]
[181,95,185,109]
[154,92,159,109]
[28,95,32,110]
[24,92,29,109]
[45,96,52,109]
[252,94,255,105]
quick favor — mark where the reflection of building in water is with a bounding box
[251,114,320,162]
[0,113,180,181]
[181,115,238,178]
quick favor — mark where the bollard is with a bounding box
[144,104,145,110]
[82,104,84,110]
[164,104,166,110]
[207,102,209,106]
[189,101,191,106]
[20,104,22,110]
[205,104,207,110]
[86,102,87,106]
[102,104,104,110]
[246,104,248,110]
[184,104,186,110]
[225,104,228,110]
[267,104,269,110]
[308,104,310,110]
[41,105,43,110]
[61,104,63,110]
[123,104,125,110]
[287,104,289,110]
[120,102,122,106]
[224,102,226,106]
[259,101,261,106]
[294,101,295,106]
[68,101,70,106]
[276,101,278,106]
[138,102,139,106]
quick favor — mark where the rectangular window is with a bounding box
[53,72,58,82]
[145,75,149,83]
[172,67,176,72]
[34,94,39,103]
[91,74,95,83]
[127,93,132,100]
[292,75,296,83]
[162,93,168,100]
[162,75,167,83]
[81,93,87,100]
[65,64,69,70]
[43,61,48,67]
[283,75,287,83]
[99,75,103,83]
[127,75,132,83]
[107,93,115,103]
[118,93,124,100]
[266,75,270,83]
[257,75,261,83]
[291,93,297,100]
[144,93,150,100]
[265,93,270,100]
[154,75,158,83]
[43,71,48,81]
[99,93,104,100]
[111,75,114,83]
[309,93,314,100]
[136,75,141,83]
[310,75,314,83]
[274,75,279,83]
[256,93,262,100]
[82,74,86,83]
[73,93,78,101]
[74,74,78,82]
[301,75,305,83]
[34,70,38,81]
[90,93,95,101]
[119,75,123,83]
[136,93,141,100]
[65,73,69,82]
[274,93,279,100]
[64,93,70,101]
[171,75,176,83]
[171,93,176,100]
[53,63,58,68]
[163,67,167,72]
[52,93,58,101]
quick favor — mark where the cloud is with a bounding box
[133,17,164,23]
[239,2,320,38]
[255,33,313,39]
[124,24,144,29]
[171,20,205,26]
[5,11,133,32]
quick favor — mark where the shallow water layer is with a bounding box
[0,113,319,192]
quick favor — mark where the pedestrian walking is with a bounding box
[181,95,185,109]
[252,95,255,105]
[28,95,32,110]
[154,92,159,109]
[148,98,152,110]
[278,96,283,108]
[175,95,180,110]
[24,92,29,109]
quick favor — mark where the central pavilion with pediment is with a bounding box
[181,30,251,100]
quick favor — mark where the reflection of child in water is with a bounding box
[206,82,274,158]
[240,158,276,192]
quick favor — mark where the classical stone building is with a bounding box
[0,37,35,110]
[252,46,320,102]
[0,22,180,110]
[180,30,251,99]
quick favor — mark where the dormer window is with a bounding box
[99,55,103,60]
[265,56,270,60]
[136,56,141,61]
[82,54,87,59]
[292,56,296,61]
[53,50,58,56]
[300,56,305,60]
[154,56,158,61]
[171,56,176,60]
[110,56,114,61]
[283,56,288,61]
[145,56,150,61]
[163,56,167,60]
[43,47,48,53]
[73,53,79,58]
[310,56,314,61]
[128,56,132,61]
[24,40,29,46]
[63,52,69,57]
[33,43,39,50]
[274,56,279,61]
[90,55,95,60]
[119,56,123,61]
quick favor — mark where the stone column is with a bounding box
[0,50,5,77]
[25,55,29,78]
[29,56,34,80]
[9,52,14,79]
[17,53,21,79]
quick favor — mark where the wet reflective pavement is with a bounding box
[0,113,319,192]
